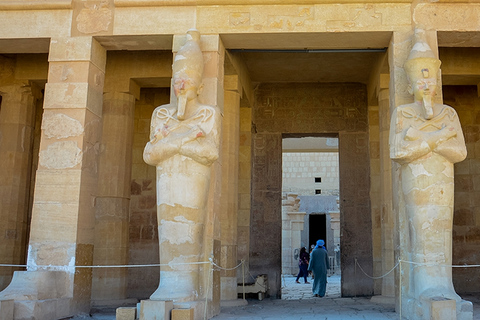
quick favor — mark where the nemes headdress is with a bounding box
[404,28,441,83]
[172,29,204,85]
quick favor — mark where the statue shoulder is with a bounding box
[198,104,220,113]
[151,104,177,122]
[393,103,417,118]
[153,104,176,114]
[439,104,457,114]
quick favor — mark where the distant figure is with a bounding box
[308,239,330,297]
[295,247,310,284]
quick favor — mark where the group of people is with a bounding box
[295,239,330,297]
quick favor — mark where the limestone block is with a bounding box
[171,308,193,320]
[13,299,57,320]
[49,37,106,68]
[114,7,195,35]
[172,301,204,320]
[430,297,456,320]
[0,11,71,38]
[458,299,473,320]
[139,300,173,320]
[116,307,136,320]
[0,300,13,320]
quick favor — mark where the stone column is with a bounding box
[0,83,41,290]
[0,37,106,319]
[200,34,224,318]
[368,104,381,294]
[220,75,240,301]
[378,82,395,299]
[91,92,135,302]
[339,132,373,297]
[388,30,414,314]
[237,106,252,280]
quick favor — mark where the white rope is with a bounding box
[355,259,480,281]
[0,261,211,269]
[210,259,244,271]
[355,258,400,280]
[399,260,480,268]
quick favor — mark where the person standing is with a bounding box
[308,239,329,297]
[295,247,310,284]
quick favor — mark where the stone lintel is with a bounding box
[114,0,411,7]
[0,0,72,10]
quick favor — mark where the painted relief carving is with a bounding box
[143,29,220,302]
[76,1,112,34]
[389,28,472,319]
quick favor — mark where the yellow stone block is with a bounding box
[430,297,456,320]
[114,7,195,36]
[171,308,194,320]
[0,11,71,38]
[116,307,136,320]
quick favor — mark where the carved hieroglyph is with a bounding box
[143,29,221,302]
[389,28,472,319]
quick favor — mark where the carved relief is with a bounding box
[76,1,112,34]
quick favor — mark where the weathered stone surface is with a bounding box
[42,113,84,139]
[139,300,173,320]
[251,82,372,297]
[116,307,136,320]
[38,141,82,169]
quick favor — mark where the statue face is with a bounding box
[411,74,437,119]
[173,73,200,120]
[173,75,198,101]
[412,77,437,101]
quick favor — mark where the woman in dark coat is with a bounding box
[308,239,330,297]
[295,247,310,284]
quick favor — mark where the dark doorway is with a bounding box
[309,214,326,249]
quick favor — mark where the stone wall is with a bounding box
[282,152,339,196]
[128,88,169,298]
[444,85,480,294]
[252,82,373,297]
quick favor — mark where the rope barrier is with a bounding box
[353,259,480,281]
[355,258,400,280]
[0,261,211,269]
[210,260,244,271]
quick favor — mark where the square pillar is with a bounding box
[92,92,135,302]
[0,36,106,319]
[220,75,240,301]
[388,29,414,315]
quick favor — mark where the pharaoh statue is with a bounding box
[389,28,472,319]
[143,29,221,302]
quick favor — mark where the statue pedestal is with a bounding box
[173,301,205,320]
[429,297,456,320]
[411,296,473,320]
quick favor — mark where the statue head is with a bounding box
[172,29,204,120]
[404,28,441,119]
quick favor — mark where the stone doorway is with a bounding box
[309,214,326,251]
[249,82,374,299]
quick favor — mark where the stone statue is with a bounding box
[389,28,471,319]
[143,29,221,302]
